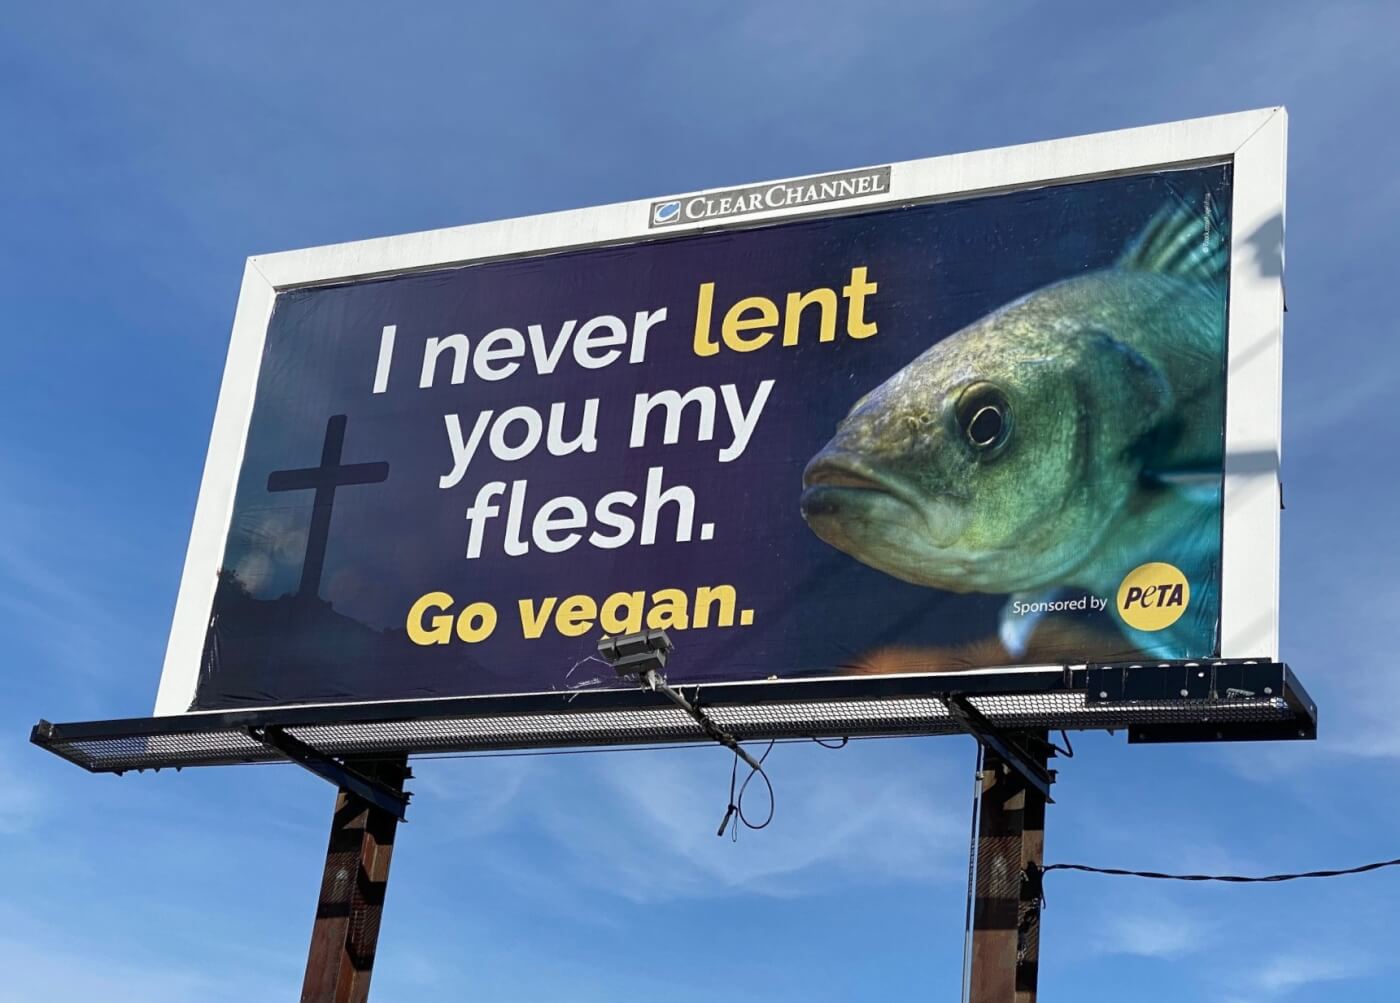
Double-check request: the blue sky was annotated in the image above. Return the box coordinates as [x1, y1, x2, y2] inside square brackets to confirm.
[3, 1, 1398, 999]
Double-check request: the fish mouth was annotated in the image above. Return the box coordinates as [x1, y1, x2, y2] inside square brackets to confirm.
[801, 455, 919, 511]
[801, 452, 969, 552]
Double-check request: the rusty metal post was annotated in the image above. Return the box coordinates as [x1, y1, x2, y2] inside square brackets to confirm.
[968, 736, 1048, 1003]
[301, 755, 410, 1003]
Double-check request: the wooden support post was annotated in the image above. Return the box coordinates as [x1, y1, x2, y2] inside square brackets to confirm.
[301, 755, 410, 1003]
[968, 736, 1048, 1003]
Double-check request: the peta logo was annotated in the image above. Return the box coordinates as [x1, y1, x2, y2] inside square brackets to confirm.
[652, 200, 682, 225]
[1115, 562, 1190, 632]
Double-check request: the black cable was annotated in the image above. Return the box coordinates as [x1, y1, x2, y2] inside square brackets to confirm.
[729, 736, 843, 830]
[715, 735, 840, 839]
[719, 740, 776, 840]
[1028, 730, 1074, 760]
[364, 720, 858, 840]
[736, 740, 775, 829]
[1043, 857, 1400, 884]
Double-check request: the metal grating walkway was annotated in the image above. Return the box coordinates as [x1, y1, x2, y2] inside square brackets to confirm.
[32, 661, 1315, 773]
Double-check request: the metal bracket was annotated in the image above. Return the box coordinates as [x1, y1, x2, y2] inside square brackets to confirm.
[247, 725, 412, 820]
[1081, 659, 1317, 744]
[1086, 658, 1280, 705]
[597, 629, 766, 776]
[942, 695, 1056, 803]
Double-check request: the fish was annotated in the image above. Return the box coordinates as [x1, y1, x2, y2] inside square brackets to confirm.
[800, 199, 1228, 659]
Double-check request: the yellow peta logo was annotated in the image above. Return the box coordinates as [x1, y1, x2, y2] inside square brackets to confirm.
[1115, 562, 1190, 632]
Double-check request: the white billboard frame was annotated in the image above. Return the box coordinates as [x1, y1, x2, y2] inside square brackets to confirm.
[154, 107, 1287, 717]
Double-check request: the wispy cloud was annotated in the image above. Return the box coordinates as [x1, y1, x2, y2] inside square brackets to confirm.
[1254, 951, 1369, 995]
[0, 904, 292, 1003]
[0, 938, 215, 1003]
[427, 740, 970, 904]
[1293, 583, 1400, 761]
[0, 464, 158, 706]
[0, 754, 44, 835]
[1095, 903, 1212, 959]
[412, 752, 538, 838]
[576, 748, 964, 900]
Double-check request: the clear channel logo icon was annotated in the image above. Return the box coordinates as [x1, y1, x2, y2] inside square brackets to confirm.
[652, 200, 681, 225]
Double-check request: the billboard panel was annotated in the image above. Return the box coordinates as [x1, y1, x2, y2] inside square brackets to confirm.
[155, 110, 1286, 717]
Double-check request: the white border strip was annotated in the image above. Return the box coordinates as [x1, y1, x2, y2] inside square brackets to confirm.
[154, 262, 277, 715]
[154, 108, 1286, 716]
[1219, 109, 1287, 661]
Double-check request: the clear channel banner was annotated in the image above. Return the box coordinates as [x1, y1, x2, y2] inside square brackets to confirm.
[193, 165, 1233, 710]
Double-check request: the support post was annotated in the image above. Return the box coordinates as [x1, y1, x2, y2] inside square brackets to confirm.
[968, 735, 1048, 1003]
[302, 755, 410, 1003]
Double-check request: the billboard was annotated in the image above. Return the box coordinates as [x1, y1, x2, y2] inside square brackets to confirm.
[155, 110, 1286, 717]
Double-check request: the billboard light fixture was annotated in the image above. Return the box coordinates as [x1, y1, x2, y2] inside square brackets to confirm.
[597, 628, 673, 678]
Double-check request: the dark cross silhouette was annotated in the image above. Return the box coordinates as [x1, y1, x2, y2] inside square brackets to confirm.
[267, 414, 389, 601]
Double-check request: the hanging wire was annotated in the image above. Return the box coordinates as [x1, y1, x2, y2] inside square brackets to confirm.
[721, 733, 841, 840]
[406, 731, 859, 842]
[718, 740, 776, 840]
[1043, 857, 1400, 886]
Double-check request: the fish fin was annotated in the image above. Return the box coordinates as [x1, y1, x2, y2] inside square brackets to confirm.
[1119, 198, 1229, 285]
[1148, 471, 1223, 506]
[999, 589, 1073, 658]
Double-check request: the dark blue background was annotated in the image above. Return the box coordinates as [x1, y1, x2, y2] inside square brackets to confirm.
[199, 164, 1231, 709]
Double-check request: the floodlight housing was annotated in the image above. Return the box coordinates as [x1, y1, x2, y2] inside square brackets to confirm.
[598, 629, 673, 677]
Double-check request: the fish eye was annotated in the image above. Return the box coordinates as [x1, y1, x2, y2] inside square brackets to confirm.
[954, 382, 1012, 453]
